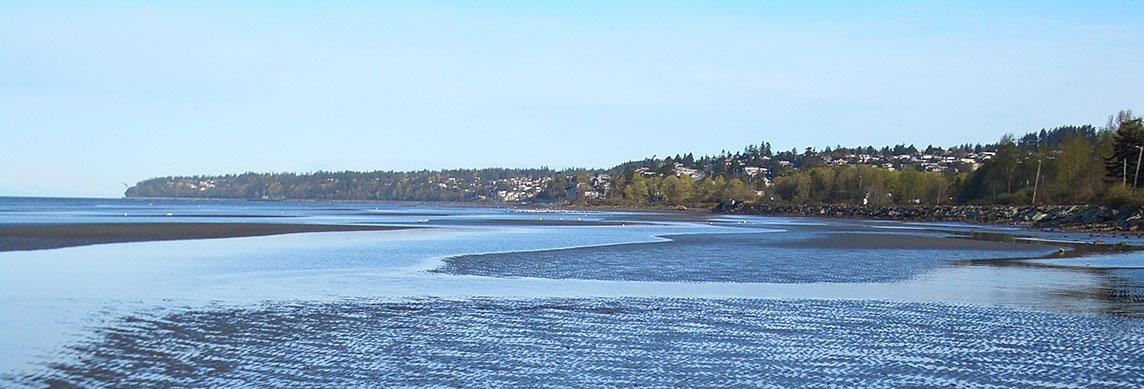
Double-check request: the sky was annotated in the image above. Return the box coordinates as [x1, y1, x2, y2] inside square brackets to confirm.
[2, 1, 1142, 198]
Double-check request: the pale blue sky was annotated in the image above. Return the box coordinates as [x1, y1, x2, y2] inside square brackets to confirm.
[2, 1, 1141, 198]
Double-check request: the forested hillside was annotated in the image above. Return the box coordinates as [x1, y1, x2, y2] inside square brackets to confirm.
[128, 110, 1144, 208]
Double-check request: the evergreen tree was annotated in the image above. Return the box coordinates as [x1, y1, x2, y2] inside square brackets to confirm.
[1105, 110, 1144, 186]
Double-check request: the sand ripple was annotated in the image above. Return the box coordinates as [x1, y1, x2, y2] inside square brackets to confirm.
[8, 298, 1142, 387]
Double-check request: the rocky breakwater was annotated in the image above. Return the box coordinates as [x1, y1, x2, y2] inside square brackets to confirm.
[715, 202, 1144, 233]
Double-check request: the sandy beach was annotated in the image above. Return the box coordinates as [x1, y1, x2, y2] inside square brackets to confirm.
[0, 223, 409, 252]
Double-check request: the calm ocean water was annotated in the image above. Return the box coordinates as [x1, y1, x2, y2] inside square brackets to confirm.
[1, 197, 1142, 386]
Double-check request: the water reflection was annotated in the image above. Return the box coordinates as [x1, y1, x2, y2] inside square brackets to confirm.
[3, 220, 1133, 315]
[12, 298, 1144, 388]
[2, 201, 1143, 386]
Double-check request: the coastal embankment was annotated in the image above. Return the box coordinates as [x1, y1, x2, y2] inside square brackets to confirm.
[715, 203, 1144, 234]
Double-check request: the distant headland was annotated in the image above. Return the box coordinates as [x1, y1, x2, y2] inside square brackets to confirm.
[128, 110, 1144, 231]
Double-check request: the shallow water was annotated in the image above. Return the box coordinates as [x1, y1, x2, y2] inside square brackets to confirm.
[437, 231, 1056, 283]
[10, 298, 1144, 388]
[1, 198, 1142, 386]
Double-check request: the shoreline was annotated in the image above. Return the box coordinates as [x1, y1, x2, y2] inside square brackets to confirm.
[115, 197, 1144, 235]
[0, 223, 411, 252]
[714, 202, 1144, 237]
[6, 198, 1143, 253]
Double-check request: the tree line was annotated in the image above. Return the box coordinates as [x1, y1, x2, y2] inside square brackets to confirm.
[127, 168, 568, 202]
[600, 110, 1143, 207]
[128, 110, 1144, 208]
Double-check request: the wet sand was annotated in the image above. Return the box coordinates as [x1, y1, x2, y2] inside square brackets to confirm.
[0, 223, 410, 252]
[421, 219, 652, 227]
[20, 298, 1143, 387]
[772, 232, 1053, 251]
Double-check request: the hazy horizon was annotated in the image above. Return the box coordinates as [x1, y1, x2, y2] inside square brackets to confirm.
[3, 1, 1142, 198]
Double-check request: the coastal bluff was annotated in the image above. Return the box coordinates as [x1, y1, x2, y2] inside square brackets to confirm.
[714, 202, 1144, 233]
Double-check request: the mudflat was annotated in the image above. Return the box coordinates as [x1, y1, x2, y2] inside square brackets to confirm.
[0, 223, 408, 252]
[770, 231, 1050, 251]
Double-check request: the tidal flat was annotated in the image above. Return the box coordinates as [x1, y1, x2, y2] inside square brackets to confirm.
[1, 198, 1142, 387]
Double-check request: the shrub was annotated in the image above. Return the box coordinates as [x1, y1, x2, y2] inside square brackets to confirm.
[1100, 184, 1144, 208]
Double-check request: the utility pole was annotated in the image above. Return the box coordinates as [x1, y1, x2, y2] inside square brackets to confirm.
[1032, 159, 1042, 205]
[1134, 145, 1144, 195]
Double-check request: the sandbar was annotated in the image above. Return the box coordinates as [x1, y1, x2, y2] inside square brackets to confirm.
[769, 231, 1058, 251]
[0, 223, 409, 252]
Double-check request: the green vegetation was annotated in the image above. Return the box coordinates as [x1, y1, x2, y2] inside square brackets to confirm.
[128, 110, 1144, 208]
[127, 168, 568, 202]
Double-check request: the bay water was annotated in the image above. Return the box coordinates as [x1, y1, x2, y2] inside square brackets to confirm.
[1, 198, 1141, 386]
